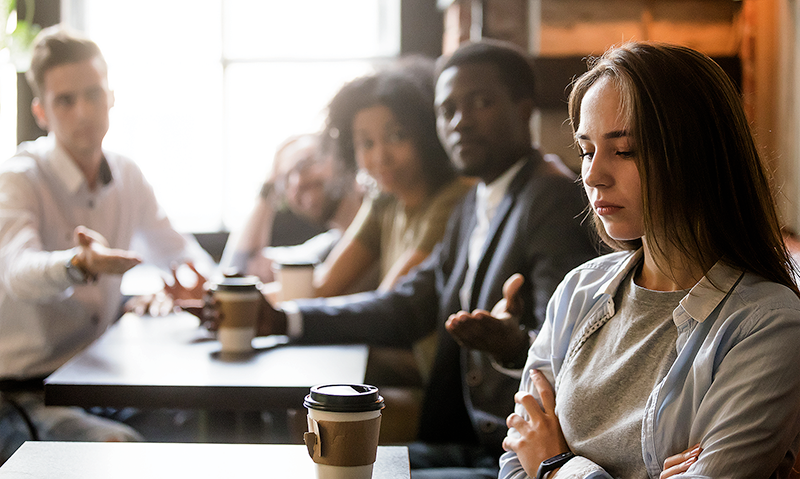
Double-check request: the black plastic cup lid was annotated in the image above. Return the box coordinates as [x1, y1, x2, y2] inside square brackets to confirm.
[272, 261, 316, 269]
[303, 384, 385, 412]
[210, 275, 260, 292]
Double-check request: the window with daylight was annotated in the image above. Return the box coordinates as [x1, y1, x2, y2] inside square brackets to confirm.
[64, 0, 400, 233]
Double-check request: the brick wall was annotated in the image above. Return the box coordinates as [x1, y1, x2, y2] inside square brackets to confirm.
[441, 0, 747, 172]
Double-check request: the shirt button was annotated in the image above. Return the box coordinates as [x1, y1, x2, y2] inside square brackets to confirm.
[645, 453, 652, 463]
[480, 420, 497, 433]
[466, 369, 483, 387]
[91, 314, 100, 326]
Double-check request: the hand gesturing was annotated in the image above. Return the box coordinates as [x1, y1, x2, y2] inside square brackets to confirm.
[445, 273, 528, 363]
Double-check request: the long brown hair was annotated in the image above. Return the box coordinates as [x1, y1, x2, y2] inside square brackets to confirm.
[569, 42, 799, 295]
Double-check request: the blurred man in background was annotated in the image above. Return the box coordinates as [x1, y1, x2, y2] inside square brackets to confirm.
[0, 26, 213, 461]
[220, 133, 364, 282]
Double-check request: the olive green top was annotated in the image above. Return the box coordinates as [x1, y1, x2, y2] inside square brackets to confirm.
[351, 177, 475, 279]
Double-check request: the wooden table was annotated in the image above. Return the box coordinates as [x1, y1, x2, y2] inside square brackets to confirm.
[0, 442, 410, 478]
[44, 312, 369, 411]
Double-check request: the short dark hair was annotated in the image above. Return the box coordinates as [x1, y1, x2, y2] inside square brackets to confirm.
[435, 39, 536, 102]
[26, 25, 106, 98]
[569, 42, 799, 295]
[325, 56, 455, 192]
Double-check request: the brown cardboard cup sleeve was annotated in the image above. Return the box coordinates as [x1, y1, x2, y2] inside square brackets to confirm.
[304, 416, 382, 466]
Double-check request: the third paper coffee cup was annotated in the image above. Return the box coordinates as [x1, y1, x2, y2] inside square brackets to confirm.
[272, 261, 315, 301]
[303, 384, 385, 479]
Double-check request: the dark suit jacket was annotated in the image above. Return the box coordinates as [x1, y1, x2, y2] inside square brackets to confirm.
[295, 150, 597, 456]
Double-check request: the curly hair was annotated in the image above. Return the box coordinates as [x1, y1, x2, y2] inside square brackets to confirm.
[324, 56, 455, 193]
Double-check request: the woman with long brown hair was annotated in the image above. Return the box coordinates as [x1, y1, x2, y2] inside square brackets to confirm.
[498, 42, 800, 479]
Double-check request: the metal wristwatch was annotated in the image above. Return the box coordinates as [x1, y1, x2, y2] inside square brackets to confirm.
[536, 451, 575, 479]
[65, 255, 89, 284]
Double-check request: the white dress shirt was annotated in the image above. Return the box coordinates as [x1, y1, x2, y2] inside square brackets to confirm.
[0, 135, 213, 379]
[459, 159, 525, 310]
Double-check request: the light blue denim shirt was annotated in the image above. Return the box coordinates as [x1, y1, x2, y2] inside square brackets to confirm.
[500, 250, 800, 479]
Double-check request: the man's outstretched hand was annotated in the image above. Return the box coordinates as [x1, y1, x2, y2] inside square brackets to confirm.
[445, 273, 529, 364]
[126, 262, 208, 316]
[73, 226, 141, 278]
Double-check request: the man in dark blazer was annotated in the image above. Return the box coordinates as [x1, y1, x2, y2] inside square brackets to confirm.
[252, 40, 597, 478]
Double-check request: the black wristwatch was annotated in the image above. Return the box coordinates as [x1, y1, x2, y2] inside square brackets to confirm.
[536, 451, 575, 479]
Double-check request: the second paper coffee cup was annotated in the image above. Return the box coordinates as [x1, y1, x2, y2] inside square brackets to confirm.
[210, 275, 261, 353]
[303, 384, 385, 479]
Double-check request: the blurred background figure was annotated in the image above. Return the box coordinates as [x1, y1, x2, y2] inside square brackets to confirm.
[219, 132, 363, 283]
[313, 56, 474, 300]
[308, 58, 475, 388]
[221, 57, 474, 308]
[0, 26, 214, 462]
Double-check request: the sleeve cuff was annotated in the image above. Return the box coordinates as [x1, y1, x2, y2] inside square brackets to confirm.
[553, 456, 609, 478]
[50, 248, 81, 287]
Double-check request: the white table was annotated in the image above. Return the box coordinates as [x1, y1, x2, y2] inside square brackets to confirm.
[0, 442, 410, 478]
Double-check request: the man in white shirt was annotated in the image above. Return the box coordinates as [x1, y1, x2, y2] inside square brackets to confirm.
[0, 26, 212, 461]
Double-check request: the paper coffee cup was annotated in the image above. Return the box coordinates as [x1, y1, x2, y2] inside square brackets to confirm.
[272, 261, 315, 301]
[210, 276, 261, 353]
[303, 384, 385, 479]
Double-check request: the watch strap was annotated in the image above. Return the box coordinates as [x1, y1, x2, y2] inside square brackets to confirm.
[259, 181, 275, 200]
[535, 451, 575, 479]
[66, 255, 88, 284]
[66, 254, 96, 284]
